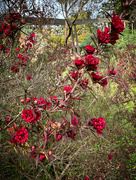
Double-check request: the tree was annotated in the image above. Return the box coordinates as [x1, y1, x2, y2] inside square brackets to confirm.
[56, 0, 103, 45]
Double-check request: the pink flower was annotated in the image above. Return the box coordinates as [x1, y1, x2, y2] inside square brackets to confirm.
[85, 45, 95, 55]
[26, 98, 31, 103]
[26, 76, 31, 80]
[56, 134, 62, 141]
[21, 19, 25, 23]
[63, 86, 72, 93]
[108, 154, 112, 160]
[85, 54, 99, 71]
[21, 109, 41, 122]
[49, 150, 53, 155]
[39, 154, 46, 162]
[97, 27, 110, 44]
[72, 117, 78, 126]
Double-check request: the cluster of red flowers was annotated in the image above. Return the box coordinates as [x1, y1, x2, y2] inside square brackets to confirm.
[91, 118, 106, 134]
[74, 58, 84, 69]
[0, 12, 20, 38]
[85, 45, 95, 55]
[63, 86, 72, 93]
[112, 15, 125, 33]
[91, 72, 107, 87]
[10, 32, 35, 73]
[37, 97, 51, 110]
[97, 14, 125, 45]
[10, 125, 28, 144]
[85, 54, 99, 71]
[21, 109, 41, 122]
[97, 27, 110, 44]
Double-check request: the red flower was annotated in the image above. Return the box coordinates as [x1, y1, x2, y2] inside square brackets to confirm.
[31, 33, 35, 37]
[112, 15, 125, 33]
[97, 27, 110, 44]
[6, 116, 12, 125]
[39, 154, 46, 162]
[18, 53, 22, 59]
[63, 86, 72, 93]
[26, 98, 31, 103]
[85, 54, 99, 71]
[15, 127, 28, 144]
[21, 109, 41, 122]
[56, 134, 62, 141]
[110, 32, 119, 45]
[71, 71, 79, 80]
[14, 68, 19, 73]
[26, 76, 31, 80]
[11, 65, 15, 70]
[91, 118, 106, 134]
[74, 58, 84, 69]
[37, 98, 51, 110]
[30, 151, 37, 158]
[84, 178, 90, 180]
[91, 72, 107, 87]
[108, 154, 112, 160]
[67, 130, 76, 140]
[50, 96, 58, 102]
[85, 45, 95, 54]
[72, 117, 78, 126]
